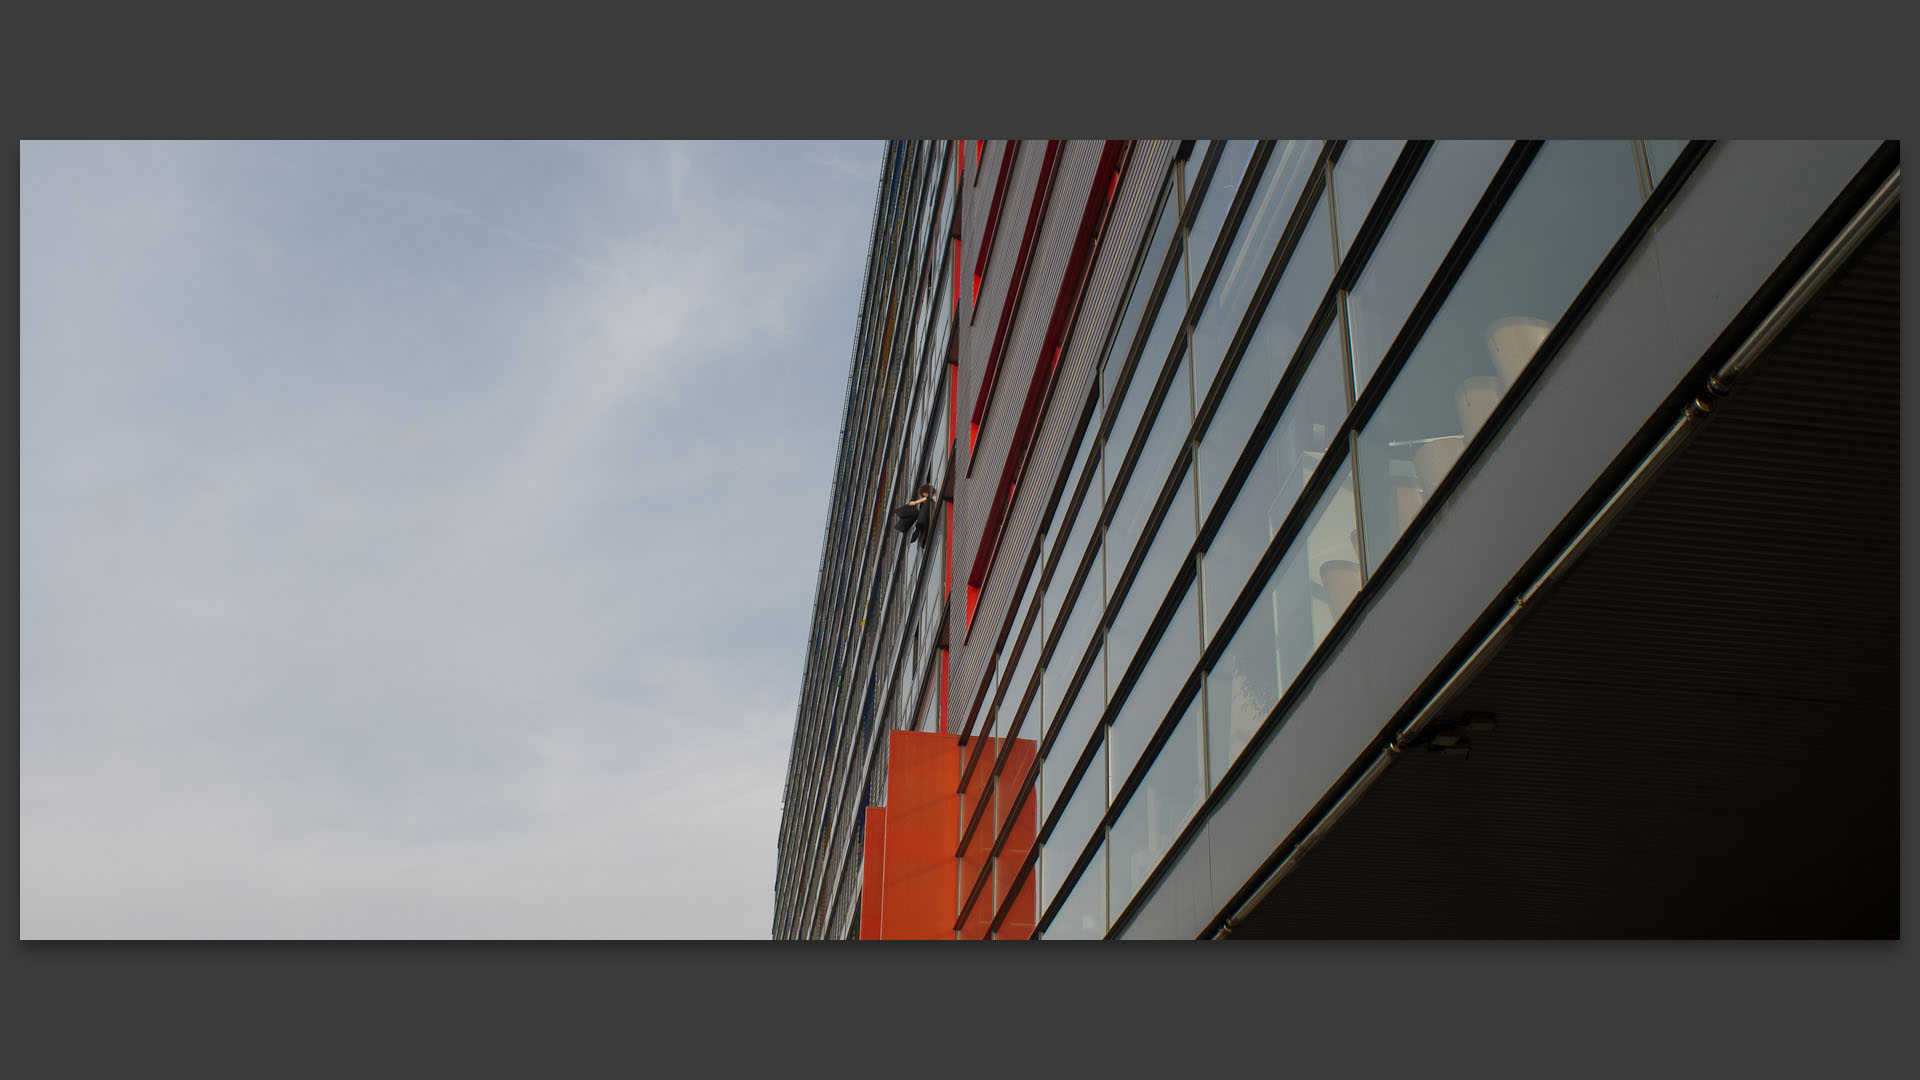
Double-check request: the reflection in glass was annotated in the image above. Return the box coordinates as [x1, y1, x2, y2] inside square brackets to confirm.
[1201, 329, 1346, 642]
[1344, 141, 1512, 397]
[1105, 474, 1193, 683]
[1332, 140, 1406, 262]
[1103, 188, 1181, 406]
[1107, 352, 1192, 574]
[1644, 140, 1688, 189]
[1107, 585, 1200, 800]
[1042, 841, 1106, 940]
[1186, 141, 1257, 278]
[1040, 739, 1106, 911]
[1040, 641, 1103, 825]
[1108, 694, 1204, 919]
[1190, 140, 1323, 399]
[1197, 193, 1336, 519]
[996, 597, 1041, 739]
[1045, 454, 1100, 661]
[1356, 140, 1645, 574]
[1205, 468, 1360, 785]
[1106, 302, 1186, 505]
[1045, 572, 1102, 731]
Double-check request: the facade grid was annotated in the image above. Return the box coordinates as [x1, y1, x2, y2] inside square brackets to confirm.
[776, 138, 1898, 940]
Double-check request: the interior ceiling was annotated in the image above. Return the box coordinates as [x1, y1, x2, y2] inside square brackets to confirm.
[1230, 211, 1900, 939]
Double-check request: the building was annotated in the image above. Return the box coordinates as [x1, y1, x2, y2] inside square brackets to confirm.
[773, 139, 1899, 940]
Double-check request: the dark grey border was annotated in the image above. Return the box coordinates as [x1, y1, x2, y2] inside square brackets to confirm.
[8, 3, 1916, 1078]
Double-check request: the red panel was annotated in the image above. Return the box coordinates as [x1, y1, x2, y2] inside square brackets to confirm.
[971, 141, 1060, 437]
[995, 856, 1039, 941]
[964, 141, 1128, 600]
[872, 731, 961, 940]
[859, 806, 887, 940]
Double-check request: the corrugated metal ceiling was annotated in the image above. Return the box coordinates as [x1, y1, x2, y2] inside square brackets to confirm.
[1229, 212, 1899, 939]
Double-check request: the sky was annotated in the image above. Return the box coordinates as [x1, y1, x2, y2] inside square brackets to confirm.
[20, 140, 884, 939]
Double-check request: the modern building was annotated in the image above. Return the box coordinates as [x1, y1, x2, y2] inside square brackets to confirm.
[773, 139, 1899, 940]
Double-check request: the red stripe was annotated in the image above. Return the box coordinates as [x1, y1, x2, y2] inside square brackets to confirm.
[965, 141, 1128, 597]
[971, 141, 1060, 435]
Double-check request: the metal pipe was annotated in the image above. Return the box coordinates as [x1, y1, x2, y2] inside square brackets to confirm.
[1711, 168, 1899, 388]
[1212, 164, 1898, 940]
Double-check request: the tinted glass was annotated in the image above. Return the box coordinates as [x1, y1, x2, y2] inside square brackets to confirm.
[1190, 140, 1323, 402]
[1205, 467, 1360, 784]
[1356, 140, 1645, 573]
[1045, 570, 1102, 728]
[1107, 584, 1200, 799]
[1106, 351, 1192, 571]
[1103, 190, 1182, 406]
[1644, 139, 1688, 189]
[1040, 741, 1106, 911]
[1045, 449, 1100, 652]
[1105, 473, 1194, 683]
[1345, 140, 1512, 397]
[1201, 328, 1345, 641]
[996, 588, 1042, 739]
[1186, 141, 1257, 277]
[1332, 140, 1406, 262]
[1041, 841, 1106, 939]
[1107, 694, 1204, 918]
[1197, 193, 1336, 520]
[1040, 640, 1103, 822]
[1105, 291, 1185, 502]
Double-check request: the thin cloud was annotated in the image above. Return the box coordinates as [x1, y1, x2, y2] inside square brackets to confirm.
[20, 140, 881, 939]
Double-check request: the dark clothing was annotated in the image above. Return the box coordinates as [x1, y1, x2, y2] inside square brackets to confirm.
[892, 498, 934, 546]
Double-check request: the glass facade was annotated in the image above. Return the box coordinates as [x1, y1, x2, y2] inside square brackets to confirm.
[773, 141, 961, 940]
[1016, 140, 1686, 938]
[781, 139, 1703, 940]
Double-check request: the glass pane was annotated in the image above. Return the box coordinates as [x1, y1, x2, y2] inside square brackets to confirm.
[1050, 410, 1097, 541]
[1356, 140, 1645, 574]
[1041, 640, 1103, 819]
[918, 677, 937, 732]
[1332, 140, 1405, 262]
[1206, 467, 1360, 784]
[1197, 192, 1336, 520]
[1186, 141, 1258, 278]
[1191, 140, 1323, 402]
[1107, 584, 1200, 799]
[1103, 188, 1181, 406]
[1105, 292, 1186, 503]
[1108, 694, 1205, 919]
[1045, 566, 1102, 727]
[1040, 740, 1106, 910]
[993, 736, 1039, 837]
[1106, 351, 1192, 573]
[1201, 329, 1346, 641]
[1644, 139, 1687, 189]
[1045, 449, 1100, 652]
[1041, 842, 1106, 940]
[1345, 140, 1513, 398]
[1105, 469, 1195, 682]
[997, 602, 1041, 740]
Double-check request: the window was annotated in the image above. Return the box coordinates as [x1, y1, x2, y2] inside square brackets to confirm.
[1344, 141, 1512, 398]
[1355, 141, 1644, 573]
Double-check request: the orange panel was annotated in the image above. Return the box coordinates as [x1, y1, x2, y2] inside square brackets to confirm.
[859, 806, 887, 941]
[874, 730, 961, 940]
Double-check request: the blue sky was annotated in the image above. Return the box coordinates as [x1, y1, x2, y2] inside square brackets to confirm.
[20, 140, 884, 938]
